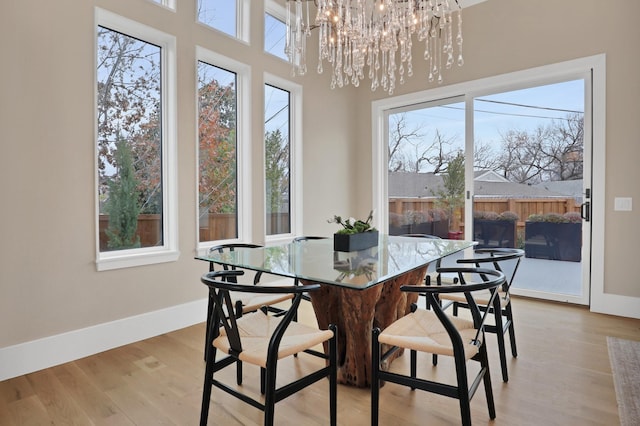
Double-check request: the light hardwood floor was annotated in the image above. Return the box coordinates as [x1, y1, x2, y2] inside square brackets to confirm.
[1, 297, 639, 425]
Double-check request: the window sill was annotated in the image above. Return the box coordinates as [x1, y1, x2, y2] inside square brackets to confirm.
[96, 248, 180, 271]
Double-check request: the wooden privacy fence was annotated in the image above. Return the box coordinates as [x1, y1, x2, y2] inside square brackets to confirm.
[99, 214, 162, 250]
[389, 196, 581, 235]
[99, 198, 579, 248]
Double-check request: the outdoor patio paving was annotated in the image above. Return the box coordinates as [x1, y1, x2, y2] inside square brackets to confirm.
[512, 256, 582, 296]
[436, 251, 583, 298]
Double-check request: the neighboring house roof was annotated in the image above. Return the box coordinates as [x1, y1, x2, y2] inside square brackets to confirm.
[474, 170, 509, 182]
[533, 180, 583, 200]
[389, 172, 582, 200]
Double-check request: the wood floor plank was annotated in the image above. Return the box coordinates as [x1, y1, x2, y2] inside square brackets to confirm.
[1, 296, 638, 425]
[26, 368, 94, 425]
[52, 362, 134, 425]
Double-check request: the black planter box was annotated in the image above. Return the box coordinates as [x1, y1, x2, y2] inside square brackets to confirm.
[388, 220, 448, 238]
[473, 219, 517, 248]
[334, 231, 379, 252]
[524, 222, 581, 262]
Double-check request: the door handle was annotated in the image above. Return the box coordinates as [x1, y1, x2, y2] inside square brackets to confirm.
[580, 201, 591, 222]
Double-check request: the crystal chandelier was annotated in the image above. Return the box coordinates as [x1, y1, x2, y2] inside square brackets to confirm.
[285, 0, 464, 95]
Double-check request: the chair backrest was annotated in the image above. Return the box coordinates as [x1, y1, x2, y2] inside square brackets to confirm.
[292, 236, 327, 243]
[457, 248, 524, 292]
[208, 243, 263, 284]
[401, 233, 449, 275]
[401, 234, 440, 239]
[402, 267, 505, 348]
[201, 270, 320, 359]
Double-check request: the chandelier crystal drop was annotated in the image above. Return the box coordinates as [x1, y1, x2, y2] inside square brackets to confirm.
[285, 0, 464, 95]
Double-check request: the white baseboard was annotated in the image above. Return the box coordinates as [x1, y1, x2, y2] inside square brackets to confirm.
[0, 298, 207, 382]
[591, 293, 640, 320]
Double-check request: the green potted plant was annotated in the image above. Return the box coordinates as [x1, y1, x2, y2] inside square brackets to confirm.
[524, 212, 582, 261]
[328, 210, 379, 252]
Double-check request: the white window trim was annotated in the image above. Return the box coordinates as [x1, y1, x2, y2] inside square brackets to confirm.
[195, 47, 252, 254]
[265, 0, 286, 20]
[195, 0, 250, 45]
[264, 1, 288, 61]
[147, 0, 176, 12]
[263, 73, 302, 244]
[95, 8, 179, 271]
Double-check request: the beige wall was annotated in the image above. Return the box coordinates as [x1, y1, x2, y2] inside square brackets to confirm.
[0, 0, 355, 350]
[0, 0, 638, 357]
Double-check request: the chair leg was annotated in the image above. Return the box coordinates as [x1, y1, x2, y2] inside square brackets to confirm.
[204, 295, 213, 361]
[480, 340, 496, 420]
[263, 361, 278, 426]
[454, 355, 472, 426]
[329, 324, 338, 426]
[371, 328, 381, 426]
[235, 302, 244, 385]
[505, 303, 518, 357]
[410, 349, 417, 389]
[493, 298, 509, 382]
[200, 347, 216, 426]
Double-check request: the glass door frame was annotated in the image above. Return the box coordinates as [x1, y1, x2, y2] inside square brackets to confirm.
[373, 56, 606, 307]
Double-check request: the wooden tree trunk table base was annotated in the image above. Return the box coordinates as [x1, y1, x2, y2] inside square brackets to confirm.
[304, 265, 427, 388]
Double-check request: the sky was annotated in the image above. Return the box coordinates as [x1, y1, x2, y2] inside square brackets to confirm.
[390, 79, 585, 171]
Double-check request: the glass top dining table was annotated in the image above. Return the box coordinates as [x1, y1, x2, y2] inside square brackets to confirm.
[196, 234, 476, 387]
[196, 234, 475, 290]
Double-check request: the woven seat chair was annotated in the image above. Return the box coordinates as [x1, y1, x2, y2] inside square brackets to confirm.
[371, 267, 505, 426]
[200, 271, 337, 426]
[439, 247, 524, 382]
[205, 244, 295, 381]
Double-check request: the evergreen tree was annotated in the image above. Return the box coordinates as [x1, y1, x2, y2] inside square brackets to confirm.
[434, 151, 465, 226]
[105, 137, 141, 250]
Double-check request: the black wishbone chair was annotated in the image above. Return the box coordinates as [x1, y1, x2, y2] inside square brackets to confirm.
[205, 244, 295, 381]
[440, 247, 524, 382]
[371, 267, 505, 426]
[200, 271, 337, 426]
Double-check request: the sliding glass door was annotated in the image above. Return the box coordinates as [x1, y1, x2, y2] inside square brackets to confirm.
[384, 78, 591, 304]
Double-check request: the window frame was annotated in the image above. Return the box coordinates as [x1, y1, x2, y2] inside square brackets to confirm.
[263, 73, 302, 243]
[372, 54, 607, 312]
[196, 46, 252, 253]
[147, 0, 176, 11]
[196, 0, 250, 44]
[264, 0, 288, 61]
[94, 8, 179, 271]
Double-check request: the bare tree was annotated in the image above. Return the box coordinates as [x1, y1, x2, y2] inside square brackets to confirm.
[388, 113, 463, 173]
[388, 112, 425, 172]
[495, 114, 583, 184]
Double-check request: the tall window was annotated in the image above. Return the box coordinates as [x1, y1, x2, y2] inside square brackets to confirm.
[96, 9, 177, 271]
[264, 13, 286, 60]
[264, 84, 291, 235]
[197, 0, 248, 41]
[198, 61, 238, 242]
